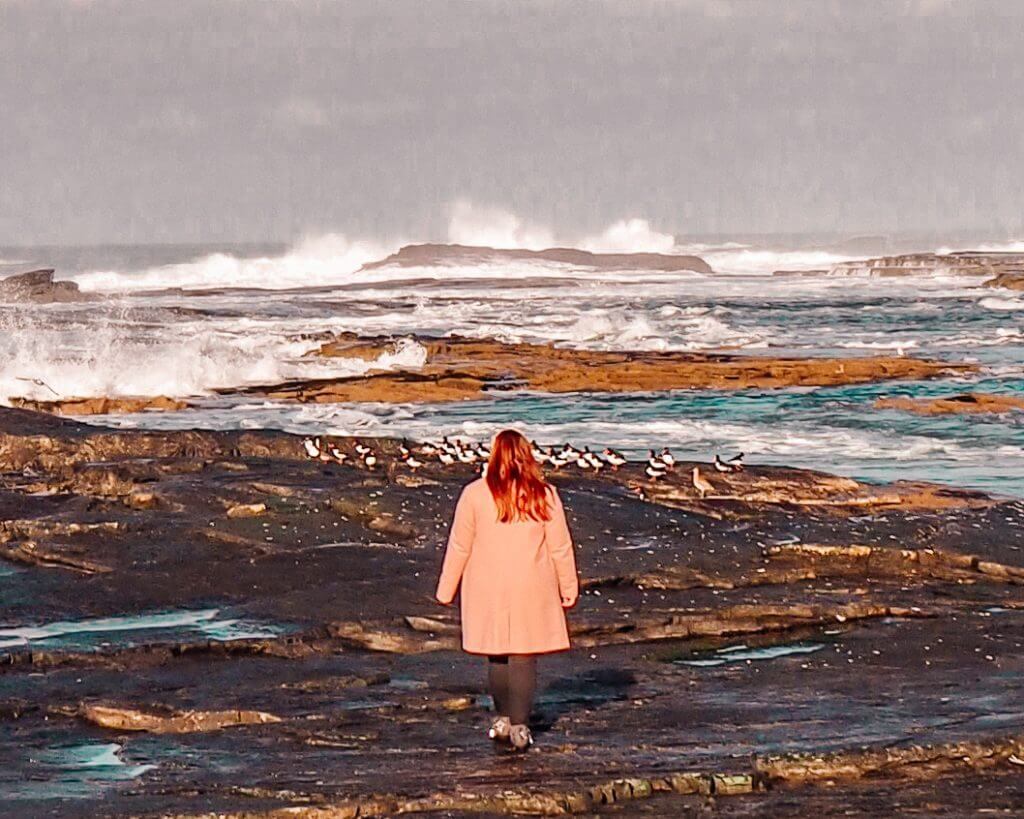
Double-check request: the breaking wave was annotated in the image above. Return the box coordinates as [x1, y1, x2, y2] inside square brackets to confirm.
[69, 234, 399, 293]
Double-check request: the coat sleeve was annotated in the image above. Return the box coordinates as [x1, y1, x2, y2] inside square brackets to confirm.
[544, 487, 578, 599]
[435, 485, 476, 604]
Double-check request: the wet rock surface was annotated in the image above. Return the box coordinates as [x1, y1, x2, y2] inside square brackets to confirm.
[1, 407, 1024, 815]
[9, 395, 189, 416]
[234, 335, 972, 404]
[876, 392, 1024, 415]
[985, 271, 1024, 291]
[0, 268, 90, 303]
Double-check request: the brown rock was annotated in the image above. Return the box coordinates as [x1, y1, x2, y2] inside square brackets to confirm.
[76, 703, 282, 733]
[875, 393, 1024, 415]
[0, 269, 88, 303]
[238, 335, 973, 404]
[984, 272, 1024, 291]
[226, 502, 267, 518]
[10, 395, 188, 416]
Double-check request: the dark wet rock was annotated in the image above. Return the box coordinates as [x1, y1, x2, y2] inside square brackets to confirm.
[0, 268, 90, 303]
[0, 407, 1022, 814]
[360, 242, 713, 274]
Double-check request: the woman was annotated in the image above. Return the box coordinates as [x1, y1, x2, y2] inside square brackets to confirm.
[435, 429, 579, 750]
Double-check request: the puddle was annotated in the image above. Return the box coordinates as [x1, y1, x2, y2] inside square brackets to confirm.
[2, 742, 155, 800]
[676, 642, 825, 667]
[0, 608, 284, 652]
[388, 677, 430, 691]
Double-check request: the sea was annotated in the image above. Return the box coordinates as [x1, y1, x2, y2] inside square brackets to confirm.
[1, 231, 1022, 496]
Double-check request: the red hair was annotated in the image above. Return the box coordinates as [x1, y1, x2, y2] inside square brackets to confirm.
[486, 429, 552, 523]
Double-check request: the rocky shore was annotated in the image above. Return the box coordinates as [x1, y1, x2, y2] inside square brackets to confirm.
[2, 406, 1024, 815]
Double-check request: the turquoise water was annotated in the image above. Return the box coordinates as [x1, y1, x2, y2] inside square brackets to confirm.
[2, 742, 156, 800]
[0, 608, 286, 653]
[104, 374, 1024, 496]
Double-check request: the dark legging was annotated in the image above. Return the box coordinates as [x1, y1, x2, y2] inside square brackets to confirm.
[487, 654, 537, 725]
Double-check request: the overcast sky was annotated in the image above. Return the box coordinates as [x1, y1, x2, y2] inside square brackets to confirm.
[2, 0, 1023, 245]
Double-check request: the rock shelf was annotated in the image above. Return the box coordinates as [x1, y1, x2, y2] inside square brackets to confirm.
[1, 406, 1023, 815]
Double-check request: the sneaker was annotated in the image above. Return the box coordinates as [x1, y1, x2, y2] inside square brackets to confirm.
[509, 723, 533, 751]
[488, 716, 511, 742]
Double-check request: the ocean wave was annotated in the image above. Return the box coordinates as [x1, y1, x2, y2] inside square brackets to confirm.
[69, 234, 399, 293]
[0, 313, 426, 401]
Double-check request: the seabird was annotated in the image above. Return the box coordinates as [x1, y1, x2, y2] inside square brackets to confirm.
[404, 455, 423, 471]
[726, 452, 745, 471]
[302, 438, 321, 459]
[645, 463, 667, 480]
[692, 466, 715, 498]
[361, 452, 377, 470]
[713, 454, 735, 473]
[355, 443, 371, 456]
[329, 446, 347, 464]
[399, 441, 411, 458]
[603, 448, 627, 469]
[660, 448, 676, 469]
[438, 451, 456, 466]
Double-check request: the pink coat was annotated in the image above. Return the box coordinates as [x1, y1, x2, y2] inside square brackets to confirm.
[436, 478, 579, 656]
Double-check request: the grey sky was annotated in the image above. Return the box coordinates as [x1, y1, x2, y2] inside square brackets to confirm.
[2, 0, 1023, 245]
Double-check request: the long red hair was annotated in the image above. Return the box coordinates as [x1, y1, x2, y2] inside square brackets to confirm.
[486, 429, 552, 522]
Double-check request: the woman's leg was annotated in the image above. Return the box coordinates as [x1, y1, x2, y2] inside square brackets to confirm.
[506, 654, 537, 726]
[487, 655, 510, 716]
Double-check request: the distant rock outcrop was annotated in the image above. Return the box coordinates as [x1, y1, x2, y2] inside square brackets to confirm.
[826, 252, 1024, 278]
[360, 243, 713, 274]
[0, 269, 87, 303]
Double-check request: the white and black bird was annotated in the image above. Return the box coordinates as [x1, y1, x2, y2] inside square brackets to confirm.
[403, 454, 423, 471]
[361, 451, 378, 470]
[399, 441, 411, 458]
[659, 448, 676, 469]
[725, 452, 745, 471]
[602, 448, 627, 470]
[303, 437, 321, 459]
[355, 443, 371, 457]
[329, 445, 348, 464]
[645, 461, 667, 480]
[692, 466, 715, 498]
[438, 450, 456, 466]
[713, 454, 736, 473]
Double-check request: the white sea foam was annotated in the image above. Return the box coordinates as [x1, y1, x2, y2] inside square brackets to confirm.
[446, 200, 555, 250]
[935, 240, 1024, 254]
[578, 218, 676, 254]
[0, 312, 427, 401]
[980, 296, 1024, 311]
[70, 233, 399, 293]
